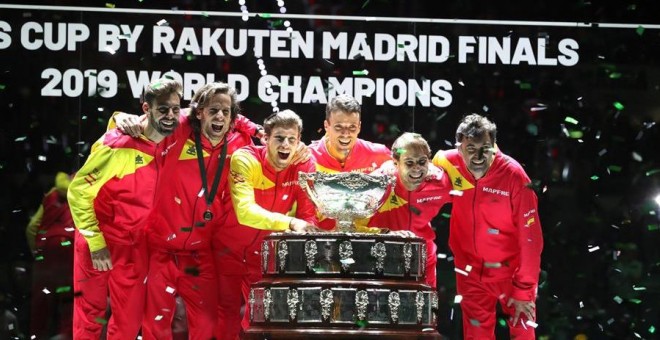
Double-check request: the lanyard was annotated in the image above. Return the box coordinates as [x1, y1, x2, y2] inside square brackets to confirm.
[194, 131, 228, 221]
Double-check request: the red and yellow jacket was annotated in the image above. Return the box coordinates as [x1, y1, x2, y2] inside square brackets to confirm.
[309, 137, 391, 230]
[26, 183, 75, 253]
[68, 129, 168, 252]
[432, 149, 543, 301]
[364, 164, 452, 242]
[145, 116, 254, 252]
[214, 145, 317, 273]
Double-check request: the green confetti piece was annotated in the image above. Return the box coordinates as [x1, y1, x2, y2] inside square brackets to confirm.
[186, 54, 195, 61]
[526, 124, 538, 136]
[201, 12, 209, 17]
[38, 230, 48, 234]
[105, 3, 115, 8]
[564, 116, 579, 125]
[519, 82, 531, 90]
[607, 165, 622, 172]
[61, 240, 72, 246]
[35, 255, 44, 261]
[613, 101, 624, 110]
[258, 13, 272, 18]
[0, 84, 6, 90]
[629, 298, 642, 304]
[609, 72, 622, 79]
[645, 169, 660, 176]
[648, 224, 659, 231]
[356, 319, 368, 328]
[397, 43, 405, 48]
[95, 317, 108, 325]
[184, 266, 200, 276]
[590, 175, 599, 181]
[649, 325, 655, 334]
[65, 146, 72, 154]
[636, 25, 645, 36]
[181, 227, 192, 232]
[361, 0, 371, 9]
[569, 130, 583, 139]
[441, 213, 451, 219]
[352, 70, 368, 76]
[498, 318, 507, 327]
[395, 148, 406, 155]
[56, 286, 71, 293]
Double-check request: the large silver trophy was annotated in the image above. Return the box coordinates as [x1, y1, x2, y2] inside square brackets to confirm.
[298, 171, 395, 232]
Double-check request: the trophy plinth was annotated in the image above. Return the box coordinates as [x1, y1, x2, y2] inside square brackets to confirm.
[298, 172, 394, 233]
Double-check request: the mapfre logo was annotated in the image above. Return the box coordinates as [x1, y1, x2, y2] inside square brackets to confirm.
[417, 196, 443, 204]
[482, 187, 510, 197]
[282, 180, 297, 187]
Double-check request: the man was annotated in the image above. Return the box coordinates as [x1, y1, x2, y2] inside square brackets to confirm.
[67, 78, 182, 339]
[26, 171, 75, 339]
[139, 82, 255, 340]
[214, 109, 317, 340]
[432, 114, 543, 339]
[359, 132, 452, 288]
[310, 93, 392, 230]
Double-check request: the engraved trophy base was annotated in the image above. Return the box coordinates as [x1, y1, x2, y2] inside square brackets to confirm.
[245, 233, 444, 339]
[242, 326, 445, 339]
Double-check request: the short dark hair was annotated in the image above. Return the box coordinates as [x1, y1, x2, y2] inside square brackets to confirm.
[141, 78, 182, 106]
[189, 82, 241, 132]
[391, 132, 431, 161]
[325, 93, 361, 120]
[455, 114, 497, 144]
[264, 109, 303, 135]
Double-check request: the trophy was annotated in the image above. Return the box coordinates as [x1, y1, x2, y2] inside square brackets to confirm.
[298, 172, 395, 232]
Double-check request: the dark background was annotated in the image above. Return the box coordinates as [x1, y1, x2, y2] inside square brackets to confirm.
[1, 1, 659, 339]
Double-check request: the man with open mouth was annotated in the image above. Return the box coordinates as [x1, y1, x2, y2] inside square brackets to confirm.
[309, 93, 393, 230]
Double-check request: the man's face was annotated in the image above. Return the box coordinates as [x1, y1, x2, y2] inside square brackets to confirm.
[148, 92, 181, 136]
[323, 110, 361, 156]
[458, 134, 495, 180]
[265, 125, 300, 171]
[395, 147, 429, 191]
[196, 93, 232, 145]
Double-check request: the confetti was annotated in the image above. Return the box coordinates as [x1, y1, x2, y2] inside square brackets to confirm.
[636, 25, 645, 36]
[613, 101, 625, 110]
[564, 116, 578, 125]
[352, 69, 369, 76]
[454, 295, 463, 303]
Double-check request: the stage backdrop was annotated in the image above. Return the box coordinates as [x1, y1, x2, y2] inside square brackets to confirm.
[1, 4, 659, 339]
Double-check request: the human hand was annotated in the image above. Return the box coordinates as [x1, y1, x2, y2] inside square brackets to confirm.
[114, 112, 144, 137]
[390, 230, 417, 238]
[291, 142, 311, 165]
[288, 218, 317, 233]
[506, 297, 535, 326]
[90, 247, 113, 271]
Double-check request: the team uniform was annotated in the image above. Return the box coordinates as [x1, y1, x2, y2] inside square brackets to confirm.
[309, 136, 391, 230]
[27, 183, 75, 339]
[68, 129, 170, 340]
[362, 164, 452, 288]
[141, 115, 255, 340]
[432, 149, 543, 339]
[213, 145, 317, 340]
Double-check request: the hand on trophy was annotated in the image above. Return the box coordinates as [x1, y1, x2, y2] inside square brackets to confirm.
[288, 217, 317, 233]
[389, 230, 417, 238]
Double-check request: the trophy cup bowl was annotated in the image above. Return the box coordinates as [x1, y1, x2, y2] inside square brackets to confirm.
[298, 171, 395, 232]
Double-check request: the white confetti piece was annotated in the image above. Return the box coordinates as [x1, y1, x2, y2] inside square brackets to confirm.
[465, 265, 472, 272]
[613, 296, 623, 304]
[437, 253, 447, 259]
[453, 295, 463, 303]
[282, 194, 288, 200]
[598, 149, 607, 156]
[174, 197, 181, 204]
[588, 246, 600, 252]
[525, 320, 538, 328]
[155, 315, 163, 321]
[105, 46, 116, 55]
[165, 286, 175, 294]
[42, 288, 51, 294]
[449, 190, 463, 196]
[157, 19, 168, 26]
[198, 188, 205, 197]
[454, 267, 469, 276]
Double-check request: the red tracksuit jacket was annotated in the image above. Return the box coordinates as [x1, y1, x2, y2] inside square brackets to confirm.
[432, 149, 543, 301]
[68, 129, 169, 251]
[309, 137, 391, 230]
[214, 145, 318, 274]
[146, 116, 255, 252]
